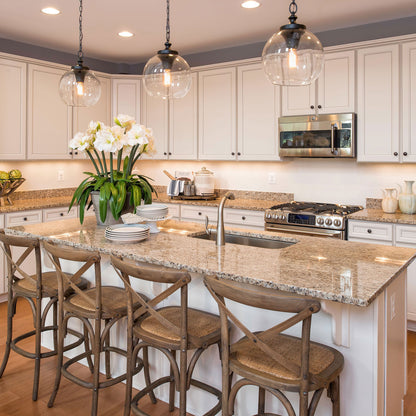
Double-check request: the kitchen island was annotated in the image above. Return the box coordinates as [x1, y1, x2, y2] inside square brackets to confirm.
[5, 217, 416, 416]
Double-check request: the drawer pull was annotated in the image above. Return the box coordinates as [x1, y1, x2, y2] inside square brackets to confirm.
[23, 217, 27, 221]
[367, 229, 372, 234]
[60, 213, 64, 217]
[198, 212, 202, 216]
[242, 216, 246, 220]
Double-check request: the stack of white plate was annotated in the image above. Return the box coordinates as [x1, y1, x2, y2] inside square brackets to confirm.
[135, 203, 168, 220]
[105, 224, 150, 243]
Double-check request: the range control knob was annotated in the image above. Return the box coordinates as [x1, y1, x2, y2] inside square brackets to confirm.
[317, 217, 324, 225]
[273, 214, 278, 219]
[280, 215, 286, 221]
[334, 219, 341, 227]
[325, 218, 333, 226]
[266, 213, 271, 219]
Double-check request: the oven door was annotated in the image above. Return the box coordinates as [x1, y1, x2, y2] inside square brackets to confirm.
[265, 223, 345, 239]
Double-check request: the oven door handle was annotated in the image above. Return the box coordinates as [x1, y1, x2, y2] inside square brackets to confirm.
[265, 223, 344, 238]
[331, 123, 338, 154]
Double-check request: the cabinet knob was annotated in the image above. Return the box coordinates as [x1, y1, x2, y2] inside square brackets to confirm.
[394, 152, 398, 156]
[367, 229, 372, 234]
[74, 151, 78, 155]
[310, 105, 315, 110]
[403, 152, 408, 156]
[60, 213, 64, 217]
[23, 217, 27, 221]
[242, 216, 246, 220]
[237, 152, 241, 156]
[163, 152, 167, 156]
[169, 152, 172, 156]
[69, 151, 73, 155]
[198, 212, 202, 216]
[231, 152, 235, 156]
[317, 105, 322, 109]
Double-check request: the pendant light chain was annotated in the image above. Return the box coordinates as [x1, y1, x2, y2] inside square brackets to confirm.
[165, 0, 171, 46]
[78, 0, 84, 63]
[288, 0, 298, 24]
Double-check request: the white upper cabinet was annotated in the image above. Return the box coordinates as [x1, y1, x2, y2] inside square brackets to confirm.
[72, 75, 111, 159]
[402, 41, 416, 163]
[237, 62, 280, 160]
[357, 44, 400, 162]
[27, 64, 72, 159]
[111, 78, 141, 123]
[0, 58, 26, 160]
[141, 84, 169, 159]
[317, 50, 355, 114]
[169, 72, 198, 160]
[281, 50, 355, 116]
[198, 67, 236, 160]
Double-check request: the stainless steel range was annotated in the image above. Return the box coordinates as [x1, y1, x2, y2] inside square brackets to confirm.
[264, 201, 363, 239]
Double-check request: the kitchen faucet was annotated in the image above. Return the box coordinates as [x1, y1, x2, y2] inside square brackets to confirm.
[216, 192, 235, 246]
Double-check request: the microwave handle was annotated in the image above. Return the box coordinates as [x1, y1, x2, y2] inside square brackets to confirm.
[331, 123, 338, 154]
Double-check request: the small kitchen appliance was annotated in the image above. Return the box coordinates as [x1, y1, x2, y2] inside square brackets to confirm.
[194, 167, 215, 196]
[279, 113, 356, 158]
[264, 201, 363, 239]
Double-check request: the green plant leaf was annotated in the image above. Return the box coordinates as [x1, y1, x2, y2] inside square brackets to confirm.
[93, 176, 107, 191]
[131, 185, 142, 213]
[109, 195, 118, 219]
[115, 181, 127, 215]
[99, 186, 108, 222]
[78, 188, 90, 224]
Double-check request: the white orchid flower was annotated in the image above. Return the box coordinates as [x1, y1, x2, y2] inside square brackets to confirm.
[115, 114, 136, 132]
[69, 132, 92, 151]
[94, 127, 122, 153]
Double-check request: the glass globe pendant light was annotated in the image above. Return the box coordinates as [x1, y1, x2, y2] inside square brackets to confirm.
[143, 0, 192, 99]
[262, 0, 324, 86]
[59, 0, 101, 106]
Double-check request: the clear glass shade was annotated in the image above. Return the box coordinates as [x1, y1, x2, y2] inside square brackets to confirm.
[59, 69, 101, 106]
[143, 53, 192, 99]
[262, 28, 324, 86]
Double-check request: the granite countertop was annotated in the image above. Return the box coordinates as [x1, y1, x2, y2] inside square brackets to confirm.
[348, 209, 416, 225]
[5, 217, 416, 308]
[0, 196, 73, 213]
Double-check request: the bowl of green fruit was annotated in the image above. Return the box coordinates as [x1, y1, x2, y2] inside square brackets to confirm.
[0, 169, 25, 206]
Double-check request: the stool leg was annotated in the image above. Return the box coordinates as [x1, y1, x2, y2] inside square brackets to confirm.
[143, 346, 157, 404]
[179, 347, 187, 416]
[329, 376, 340, 416]
[104, 319, 111, 379]
[169, 350, 176, 412]
[0, 293, 14, 378]
[258, 387, 266, 415]
[84, 324, 94, 373]
[32, 296, 42, 401]
[91, 319, 101, 416]
[52, 300, 58, 353]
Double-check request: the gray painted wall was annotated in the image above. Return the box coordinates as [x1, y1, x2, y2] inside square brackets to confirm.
[0, 15, 415, 75]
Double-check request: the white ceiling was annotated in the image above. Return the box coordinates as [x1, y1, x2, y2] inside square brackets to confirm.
[0, 0, 415, 64]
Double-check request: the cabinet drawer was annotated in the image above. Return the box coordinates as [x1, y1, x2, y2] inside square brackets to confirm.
[180, 205, 217, 222]
[348, 220, 393, 242]
[6, 210, 42, 226]
[224, 208, 264, 227]
[43, 206, 77, 222]
[163, 203, 180, 219]
[395, 224, 416, 246]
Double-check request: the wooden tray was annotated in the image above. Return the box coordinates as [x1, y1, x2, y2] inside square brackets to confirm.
[170, 195, 217, 201]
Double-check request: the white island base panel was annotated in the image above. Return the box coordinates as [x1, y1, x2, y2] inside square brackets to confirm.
[41, 257, 407, 416]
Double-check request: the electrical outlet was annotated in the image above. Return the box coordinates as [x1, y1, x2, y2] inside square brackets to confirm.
[57, 170, 64, 181]
[391, 292, 396, 320]
[268, 173, 276, 184]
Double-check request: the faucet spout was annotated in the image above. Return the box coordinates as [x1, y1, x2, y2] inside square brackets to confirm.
[216, 192, 235, 246]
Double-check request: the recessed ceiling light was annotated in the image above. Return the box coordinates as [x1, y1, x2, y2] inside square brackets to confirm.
[118, 31, 134, 38]
[241, 1, 261, 9]
[41, 7, 61, 15]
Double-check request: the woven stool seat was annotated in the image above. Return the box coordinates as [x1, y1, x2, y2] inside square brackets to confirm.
[14, 271, 83, 297]
[231, 332, 342, 390]
[66, 286, 143, 319]
[135, 306, 222, 349]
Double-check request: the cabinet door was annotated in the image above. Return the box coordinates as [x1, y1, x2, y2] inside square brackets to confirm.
[27, 64, 72, 159]
[0, 59, 26, 160]
[317, 50, 355, 114]
[357, 45, 400, 162]
[73, 76, 111, 159]
[198, 67, 236, 160]
[169, 73, 198, 160]
[237, 63, 280, 161]
[141, 82, 168, 159]
[402, 41, 416, 163]
[112, 78, 141, 123]
[281, 83, 315, 116]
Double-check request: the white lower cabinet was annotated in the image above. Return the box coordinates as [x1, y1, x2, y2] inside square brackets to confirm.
[43, 206, 77, 222]
[163, 203, 180, 219]
[223, 208, 264, 230]
[348, 219, 416, 324]
[180, 205, 218, 223]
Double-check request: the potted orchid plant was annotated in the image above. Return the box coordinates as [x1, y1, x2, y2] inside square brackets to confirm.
[69, 114, 156, 224]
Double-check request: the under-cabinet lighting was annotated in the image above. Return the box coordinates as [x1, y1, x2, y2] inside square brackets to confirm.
[41, 7, 61, 15]
[118, 31, 134, 38]
[241, 1, 261, 8]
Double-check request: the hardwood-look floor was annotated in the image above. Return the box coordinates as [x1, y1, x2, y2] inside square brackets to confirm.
[2, 299, 416, 415]
[0, 299, 191, 416]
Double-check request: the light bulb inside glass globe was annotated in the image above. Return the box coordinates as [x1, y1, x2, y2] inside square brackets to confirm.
[143, 51, 192, 99]
[59, 67, 101, 107]
[262, 27, 323, 86]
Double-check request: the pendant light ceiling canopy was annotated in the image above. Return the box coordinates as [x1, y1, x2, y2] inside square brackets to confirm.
[262, 0, 324, 86]
[143, 0, 192, 100]
[59, 0, 101, 107]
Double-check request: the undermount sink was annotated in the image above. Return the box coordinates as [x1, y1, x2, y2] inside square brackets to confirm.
[190, 231, 295, 249]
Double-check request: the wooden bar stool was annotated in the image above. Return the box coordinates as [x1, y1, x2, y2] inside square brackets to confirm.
[0, 230, 89, 401]
[44, 242, 146, 416]
[111, 255, 224, 416]
[204, 276, 344, 416]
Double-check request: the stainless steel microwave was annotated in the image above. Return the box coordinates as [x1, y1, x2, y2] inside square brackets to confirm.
[278, 113, 356, 158]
